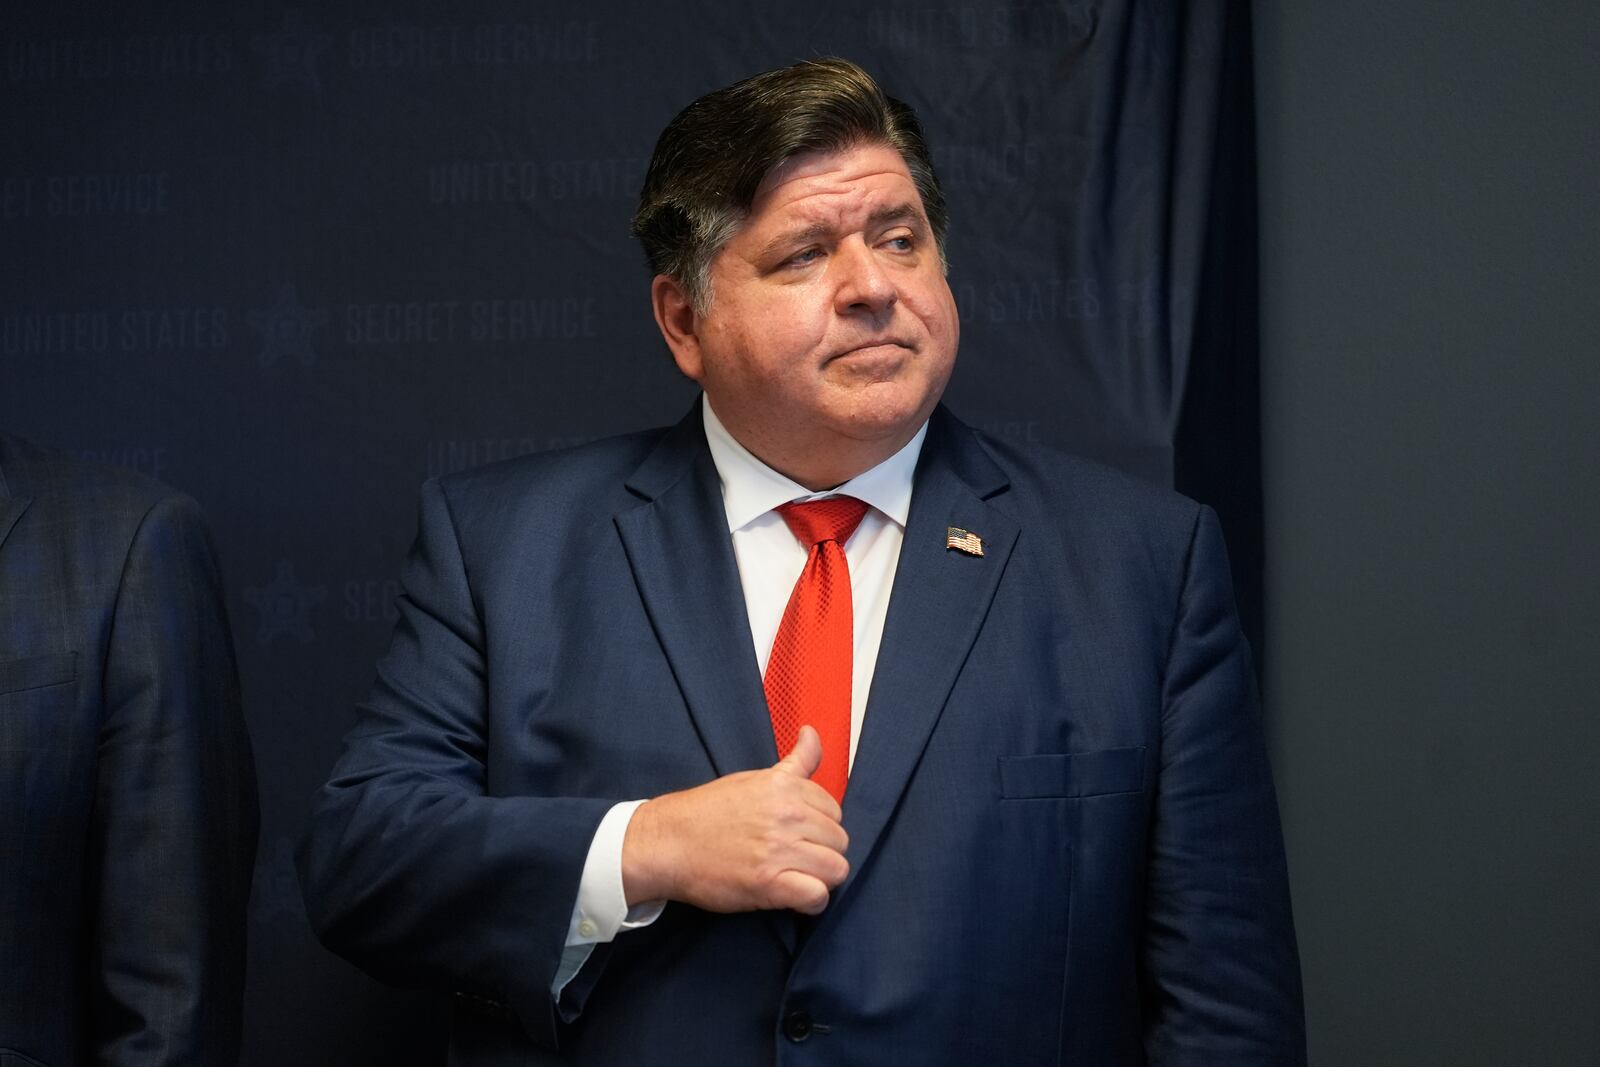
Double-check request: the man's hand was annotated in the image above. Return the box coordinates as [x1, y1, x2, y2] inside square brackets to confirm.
[621, 726, 849, 915]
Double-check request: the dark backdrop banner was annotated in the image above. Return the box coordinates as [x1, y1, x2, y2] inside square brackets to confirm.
[0, 3, 1259, 1062]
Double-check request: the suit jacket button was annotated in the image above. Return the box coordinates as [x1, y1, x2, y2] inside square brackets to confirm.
[783, 1010, 814, 1042]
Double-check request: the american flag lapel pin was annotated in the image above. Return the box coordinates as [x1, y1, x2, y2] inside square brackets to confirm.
[946, 526, 985, 557]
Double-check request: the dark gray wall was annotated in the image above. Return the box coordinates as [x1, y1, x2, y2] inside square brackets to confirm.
[1255, 4, 1599, 1064]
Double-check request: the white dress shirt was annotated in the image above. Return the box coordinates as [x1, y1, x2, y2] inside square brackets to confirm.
[554, 398, 926, 992]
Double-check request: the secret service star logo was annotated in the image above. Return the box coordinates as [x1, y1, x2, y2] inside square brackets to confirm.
[252, 11, 333, 91]
[249, 284, 327, 368]
[243, 559, 327, 644]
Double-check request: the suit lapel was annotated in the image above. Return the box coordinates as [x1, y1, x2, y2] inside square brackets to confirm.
[614, 406, 801, 954]
[835, 408, 1019, 901]
[613, 405, 777, 780]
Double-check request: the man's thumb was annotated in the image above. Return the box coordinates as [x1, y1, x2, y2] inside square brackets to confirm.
[776, 725, 823, 778]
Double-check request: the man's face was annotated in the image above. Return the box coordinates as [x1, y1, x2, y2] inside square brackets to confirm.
[661, 142, 959, 487]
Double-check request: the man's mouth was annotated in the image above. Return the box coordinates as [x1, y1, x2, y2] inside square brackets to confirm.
[831, 339, 912, 361]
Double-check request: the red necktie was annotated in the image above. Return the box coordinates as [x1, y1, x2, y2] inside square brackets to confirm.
[764, 496, 870, 803]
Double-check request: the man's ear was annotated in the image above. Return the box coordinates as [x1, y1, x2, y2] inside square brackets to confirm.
[651, 274, 704, 382]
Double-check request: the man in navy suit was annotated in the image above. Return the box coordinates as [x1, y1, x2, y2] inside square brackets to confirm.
[0, 435, 258, 1065]
[301, 59, 1304, 1064]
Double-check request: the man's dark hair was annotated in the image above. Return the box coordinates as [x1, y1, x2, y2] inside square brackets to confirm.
[632, 57, 949, 311]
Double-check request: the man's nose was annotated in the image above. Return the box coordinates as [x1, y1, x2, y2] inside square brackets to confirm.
[832, 240, 897, 316]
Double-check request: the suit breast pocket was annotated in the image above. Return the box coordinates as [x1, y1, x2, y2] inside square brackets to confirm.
[0, 652, 76, 698]
[997, 747, 1146, 799]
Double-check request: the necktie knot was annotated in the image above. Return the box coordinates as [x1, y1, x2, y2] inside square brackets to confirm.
[776, 496, 869, 549]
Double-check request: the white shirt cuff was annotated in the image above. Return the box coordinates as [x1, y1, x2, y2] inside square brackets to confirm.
[564, 799, 665, 947]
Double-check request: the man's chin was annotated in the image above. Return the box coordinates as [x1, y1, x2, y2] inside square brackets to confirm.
[819, 394, 938, 445]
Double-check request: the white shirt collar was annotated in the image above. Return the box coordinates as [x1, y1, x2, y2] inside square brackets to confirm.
[701, 396, 926, 533]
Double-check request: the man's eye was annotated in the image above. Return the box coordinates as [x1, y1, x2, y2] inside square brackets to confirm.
[884, 235, 915, 252]
[788, 248, 823, 266]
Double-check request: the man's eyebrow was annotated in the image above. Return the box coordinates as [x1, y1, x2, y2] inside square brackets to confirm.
[866, 202, 925, 230]
[758, 203, 927, 261]
[759, 222, 833, 262]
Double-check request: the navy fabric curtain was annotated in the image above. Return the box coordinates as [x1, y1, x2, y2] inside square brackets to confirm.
[0, 3, 1259, 1060]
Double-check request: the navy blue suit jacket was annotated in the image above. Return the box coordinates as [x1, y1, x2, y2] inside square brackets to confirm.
[0, 436, 258, 1066]
[301, 404, 1304, 1065]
